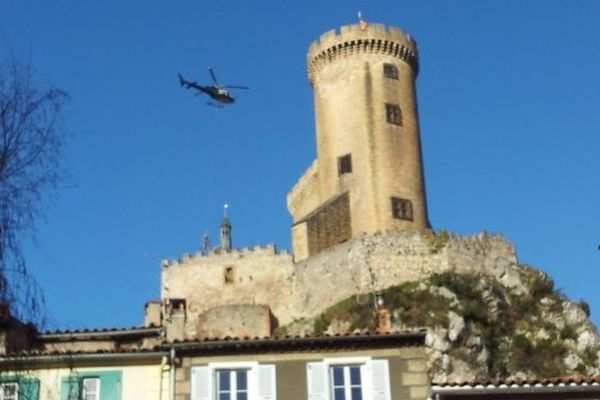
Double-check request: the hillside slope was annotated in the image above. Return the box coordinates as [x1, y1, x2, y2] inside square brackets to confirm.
[278, 267, 600, 383]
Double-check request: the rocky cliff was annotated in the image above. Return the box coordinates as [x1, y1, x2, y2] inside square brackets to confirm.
[278, 265, 600, 383]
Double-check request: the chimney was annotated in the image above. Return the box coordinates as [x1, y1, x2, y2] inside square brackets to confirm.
[164, 298, 186, 342]
[375, 294, 391, 333]
[144, 301, 163, 327]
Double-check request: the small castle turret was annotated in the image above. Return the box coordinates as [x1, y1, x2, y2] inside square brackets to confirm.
[288, 22, 431, 261]
[219, 204, 232, 251]
[220, 216, 232, 251]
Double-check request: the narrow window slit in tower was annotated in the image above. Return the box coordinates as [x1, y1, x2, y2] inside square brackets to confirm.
[385, 103, 402, 126]
[224, 266, 235, 284]
[338, 154, 353, 175]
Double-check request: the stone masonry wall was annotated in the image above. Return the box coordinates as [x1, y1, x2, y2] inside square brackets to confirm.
[161, 231, 518, 336]
[161, 245, 295, 338]
[196, 304, 271, 338]
[288, 230, 517, 325]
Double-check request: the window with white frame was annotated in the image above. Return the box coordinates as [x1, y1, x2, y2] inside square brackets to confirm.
[191, 362, 276, 400]
[216, 369, 248, 400]
[0, 383, 18, 400]
[61, 371, 120, 400]
[82, 377, 100, 400]
[330, 365, 362, 400]
[307, 357, 391, 400]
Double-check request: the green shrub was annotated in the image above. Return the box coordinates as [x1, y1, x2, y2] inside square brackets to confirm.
[378, 283, 447, 327]
[578, 300, 591, 317]
[560, 325, 578, 341]
[313, 313, 330, 335]
[548, 297, 564, 314]
[579, 347, 598, 366]
[530, 272, 554, 298]
[426, 230, 450, 253]
[511, 334, 566, 377]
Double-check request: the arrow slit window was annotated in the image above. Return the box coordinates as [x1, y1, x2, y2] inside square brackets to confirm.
[338, 154, 352, 175]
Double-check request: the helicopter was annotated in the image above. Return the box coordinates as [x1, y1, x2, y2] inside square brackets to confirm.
[178, 68, 249, 106]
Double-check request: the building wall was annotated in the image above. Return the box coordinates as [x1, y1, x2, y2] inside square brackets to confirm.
[196, 305, 271, 338]
[176, 347, 428, 400]
[162, 231, 517, 332]
[6, 362, 168, 400]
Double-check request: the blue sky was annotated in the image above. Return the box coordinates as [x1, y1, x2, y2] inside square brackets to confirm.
[2, 1, 599, 330]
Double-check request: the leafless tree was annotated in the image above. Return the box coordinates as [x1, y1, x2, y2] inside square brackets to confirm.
[0, 55, 69, 326]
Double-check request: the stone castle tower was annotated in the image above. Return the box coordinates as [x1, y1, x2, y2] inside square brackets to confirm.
[288, 22, 431, 261]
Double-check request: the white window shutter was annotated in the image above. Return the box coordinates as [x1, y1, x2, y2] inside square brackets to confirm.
[370, 360, 391, 400]
[191, 366, 211, 400]
[306, 362, 327, 400]
[258, 364, 277, 400]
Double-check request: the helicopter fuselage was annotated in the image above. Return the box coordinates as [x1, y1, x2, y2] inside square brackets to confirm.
[205, 86, 235, 103]
[178, 71, 246, 106]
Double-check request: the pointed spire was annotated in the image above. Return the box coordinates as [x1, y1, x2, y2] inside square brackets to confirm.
[220, 203, 232, 251]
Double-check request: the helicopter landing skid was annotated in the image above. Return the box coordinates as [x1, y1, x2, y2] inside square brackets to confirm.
[207, 101, 225, 109]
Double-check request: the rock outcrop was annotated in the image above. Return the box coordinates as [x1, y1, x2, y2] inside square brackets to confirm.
[278, 266, 600, 383]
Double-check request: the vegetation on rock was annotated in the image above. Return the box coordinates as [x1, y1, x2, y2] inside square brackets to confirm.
[425, 229, 450, 254]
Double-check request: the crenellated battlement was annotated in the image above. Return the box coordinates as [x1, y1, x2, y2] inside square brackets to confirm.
[161, 243, 291, 268]
[307, 23, 418, 84]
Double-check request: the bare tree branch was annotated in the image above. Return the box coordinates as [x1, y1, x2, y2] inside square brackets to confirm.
[0, 55, 69, 327]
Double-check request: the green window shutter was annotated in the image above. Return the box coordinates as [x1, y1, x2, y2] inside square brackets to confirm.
[61, 370, 122, 400]
[61, 376, 80, 400]
[97, 371, 122, 400]
[18, 377, 40, 400]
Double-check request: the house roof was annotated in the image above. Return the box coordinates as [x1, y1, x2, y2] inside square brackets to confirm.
[167, 329, 426, 355]
[0, 347, 168, 365]
[432, 376, 600, 397]
[39, 325, 163, 340]
[2, 329, 425, 361]
[433, 376, 600, 388]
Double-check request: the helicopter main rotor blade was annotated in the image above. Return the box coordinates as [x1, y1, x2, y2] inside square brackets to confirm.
[208, 68, 220, 86]
[224, 85, 250, 90]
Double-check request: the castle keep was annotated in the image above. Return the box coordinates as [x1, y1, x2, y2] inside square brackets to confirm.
[158, 22, 521, 340]
[288, 23, 430, 261]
